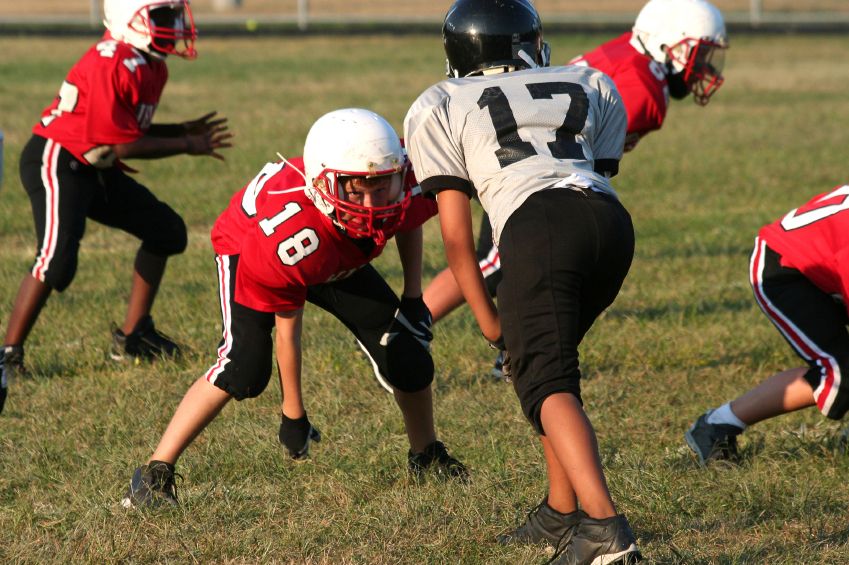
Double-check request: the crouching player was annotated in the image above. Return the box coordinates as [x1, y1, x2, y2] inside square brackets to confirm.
[121, 108, 467, 507]
[687, 184, 849, 465]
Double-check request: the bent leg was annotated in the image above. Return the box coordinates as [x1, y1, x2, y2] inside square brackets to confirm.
[122, 248, 167, 335]
[540, 393, 616, 519]
[150, 377, 232, 463]
[731, 367, 814, 425]
[393, 387, 436, 453]
[4, 275, 52, 346]
[88, 168, 187, 334]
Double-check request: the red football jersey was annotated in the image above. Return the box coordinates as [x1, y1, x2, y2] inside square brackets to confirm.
[32, 32, 168, 167]
[759, 185, 849, 305]
[211, 157, 437, 312]
[570, 32, 669, 139]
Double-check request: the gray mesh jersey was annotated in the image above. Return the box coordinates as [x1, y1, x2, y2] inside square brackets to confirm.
[404, 65, 626, 245]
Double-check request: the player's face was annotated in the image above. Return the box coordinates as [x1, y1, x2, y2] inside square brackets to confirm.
[148, 6, 182, 53]
[341, 175, 396, 209]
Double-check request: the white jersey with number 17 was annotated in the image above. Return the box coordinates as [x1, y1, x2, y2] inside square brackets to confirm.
[404, 65, 626, 245]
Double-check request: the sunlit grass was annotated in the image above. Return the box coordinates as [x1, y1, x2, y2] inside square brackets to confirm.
[2, 34, 849, 563]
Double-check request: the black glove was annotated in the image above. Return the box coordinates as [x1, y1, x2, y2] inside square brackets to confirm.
[380, 295, 433, 350]
[278, 413, 321, 460]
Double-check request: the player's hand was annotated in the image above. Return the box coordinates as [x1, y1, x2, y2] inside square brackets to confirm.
[182, 111, 228, 135]
[380, 295, 433, 351]
[185, 119, 234, 161]
[278, 413, 322, 460]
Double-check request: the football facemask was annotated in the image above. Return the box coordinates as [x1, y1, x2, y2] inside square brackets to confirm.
[312, 166, 411, 245]
[145, 4, 197, 59]
[107, 0, 197, 60]
[666, 37, 726, 105]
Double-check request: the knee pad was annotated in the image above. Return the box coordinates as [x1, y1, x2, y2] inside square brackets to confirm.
[217, 354, 273, 400]
[37, 238, 79, 292]
[383, 333, 434, 393]
[142, 205, 187, 256]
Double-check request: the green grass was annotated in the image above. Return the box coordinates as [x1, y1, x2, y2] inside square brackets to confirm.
[2, 33, 849, 563]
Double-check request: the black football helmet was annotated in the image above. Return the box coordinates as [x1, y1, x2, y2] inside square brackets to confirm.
[443, 0, 550, 78]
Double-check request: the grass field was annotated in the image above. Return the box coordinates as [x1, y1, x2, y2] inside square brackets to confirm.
[2, 33, 849, 564]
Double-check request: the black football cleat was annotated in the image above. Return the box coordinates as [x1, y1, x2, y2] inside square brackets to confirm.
[685, 410, 743, 467]
[121, 460, 181, 508]
[111, 315, 182, 362]
[552, 514, 642, 565]
[408, 440, 469, 482]
[497, 497, 583, 550]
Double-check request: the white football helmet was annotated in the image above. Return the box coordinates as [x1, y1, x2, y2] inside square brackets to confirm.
[303, 109, 410, 244]
[103, 0, 197, 60]
[630, 0, 728, 105]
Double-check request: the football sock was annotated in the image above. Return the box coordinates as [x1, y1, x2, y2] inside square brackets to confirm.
[707, 402, 747, 430]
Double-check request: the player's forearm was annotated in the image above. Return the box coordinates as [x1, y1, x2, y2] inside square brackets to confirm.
[275, 310, 304, 418]
[395, 227, 424, 298]
[147, 123, 187, 138]
[437, 191, 500, 340]
[112, 134, 192, 160]
[444, 238, 499, 339]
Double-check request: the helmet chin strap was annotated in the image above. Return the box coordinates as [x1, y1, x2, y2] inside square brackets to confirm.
[276, 152, 308, 185]
[516, 49, 539, 69]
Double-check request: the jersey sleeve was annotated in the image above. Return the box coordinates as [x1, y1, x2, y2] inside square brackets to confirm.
[404, 86, 474, 198]
[590, 72, 627, 173]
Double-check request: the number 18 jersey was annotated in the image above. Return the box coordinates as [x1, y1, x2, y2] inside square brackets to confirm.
[404, 65, 626, 245]
[211, 157, 436, 313]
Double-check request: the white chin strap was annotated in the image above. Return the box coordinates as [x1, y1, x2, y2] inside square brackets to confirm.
[516, 49, 539, 69]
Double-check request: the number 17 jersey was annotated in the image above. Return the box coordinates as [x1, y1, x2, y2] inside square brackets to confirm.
[404, 65, 626, 245]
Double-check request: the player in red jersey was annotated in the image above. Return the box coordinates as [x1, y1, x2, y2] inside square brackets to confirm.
[686, 184, 849, 466]
[421, 0, 729, 380]
[120, 109, 467, 507]
[572, 0, 727, 152]
[0, 0, 232, 414]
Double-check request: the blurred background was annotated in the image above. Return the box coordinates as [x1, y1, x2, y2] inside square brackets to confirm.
[1, 0, 848, 29]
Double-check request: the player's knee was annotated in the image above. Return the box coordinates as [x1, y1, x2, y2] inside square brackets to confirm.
[219, 357, 273, 400]
[38, 244, 79, 292]
[384, 334, 434, 392]
[517, 375, 582, 435]
[143, 206, 187, 256]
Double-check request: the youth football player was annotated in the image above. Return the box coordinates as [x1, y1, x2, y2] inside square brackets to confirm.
[0, 0, 232, 414]
[404, 1, 640, 563]
[121, 108, 466, 507]
[687, 184, 849, 465]
[422, 0, 729, 381]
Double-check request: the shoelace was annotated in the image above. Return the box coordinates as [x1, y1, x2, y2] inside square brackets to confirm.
[547, 525, 574, 564]
[151, 468, 184, 501]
